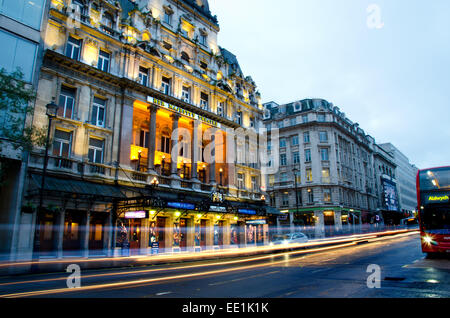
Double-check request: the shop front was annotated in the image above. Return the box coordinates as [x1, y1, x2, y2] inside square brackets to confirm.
[118, 210, 149, 255]
[63, 209, 83, 256]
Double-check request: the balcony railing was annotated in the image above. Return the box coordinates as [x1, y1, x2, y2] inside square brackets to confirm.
[51, 156, 74, 170]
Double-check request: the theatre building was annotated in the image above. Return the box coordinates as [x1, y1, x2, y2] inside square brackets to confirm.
[17, 0, 274, 259]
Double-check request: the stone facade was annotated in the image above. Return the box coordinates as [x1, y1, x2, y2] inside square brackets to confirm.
[263, 98, 402, 237]
[11, 0, 272, 261]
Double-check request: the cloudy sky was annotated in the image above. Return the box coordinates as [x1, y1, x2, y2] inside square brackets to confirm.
[208, 0, 450, 169]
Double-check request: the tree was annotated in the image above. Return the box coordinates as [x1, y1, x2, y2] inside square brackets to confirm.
[0, 68, 47, 185]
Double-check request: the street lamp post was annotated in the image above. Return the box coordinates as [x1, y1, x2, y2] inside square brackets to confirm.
[219, 168, 223, 186]
[33, 100, 58, 261]
[137, 149, 142, 172]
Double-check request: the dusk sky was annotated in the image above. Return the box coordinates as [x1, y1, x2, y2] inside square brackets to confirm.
[209, 0, 450, 169]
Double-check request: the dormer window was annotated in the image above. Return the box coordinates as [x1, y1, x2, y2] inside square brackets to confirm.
[102, 12, 114, 28]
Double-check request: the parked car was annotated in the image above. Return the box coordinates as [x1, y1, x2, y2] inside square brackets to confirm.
[270, 233, 309, 246]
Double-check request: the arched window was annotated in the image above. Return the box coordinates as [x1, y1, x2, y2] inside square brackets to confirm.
[181, 51, 190, 63]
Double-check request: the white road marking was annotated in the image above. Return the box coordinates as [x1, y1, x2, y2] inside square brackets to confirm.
[156, 291, 172, 296]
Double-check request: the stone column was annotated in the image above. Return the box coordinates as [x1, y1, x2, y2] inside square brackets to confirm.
[208, 131, 216, 185]
[226, 129, 237, 196]
[55, 210, 65, 259]
[147, 105, 159, 174]
[222, 219, 230, 249]
[82, 211, 90, 258]
[141, 218, 149, 254]
[186, 217, 195, 252]
[314, 211, 325, 238]
[289, 211, 295, 234]
[105, 211, 113, 257]
[334, 210, 343, 232]
[170, 114, 181, 188]
[191, 120, 201, 190]
[165, 215, 174, 253]
[205, 218, 214, 250]
[170, 113, 181, 176]
[119, 98, 134, 170]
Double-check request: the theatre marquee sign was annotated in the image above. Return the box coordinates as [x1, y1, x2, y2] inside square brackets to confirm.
[148, 96, 221, 128]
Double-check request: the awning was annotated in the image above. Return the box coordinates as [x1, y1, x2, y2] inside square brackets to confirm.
[30, 174, 126, 200]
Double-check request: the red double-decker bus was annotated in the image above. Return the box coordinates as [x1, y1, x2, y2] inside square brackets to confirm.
[417, 166, 450, 256]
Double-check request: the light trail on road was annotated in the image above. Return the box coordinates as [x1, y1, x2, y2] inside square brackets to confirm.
[0, 231, 419, 298]
[0, 229, 416, 269]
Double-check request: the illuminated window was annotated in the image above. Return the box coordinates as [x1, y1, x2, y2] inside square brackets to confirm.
[269, 175, 275, 187]
[322, 168, 331, 183]
[306, 168, 313, 182]
[324, 189, 332, 203]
